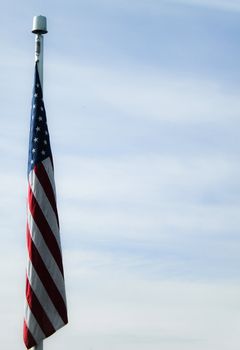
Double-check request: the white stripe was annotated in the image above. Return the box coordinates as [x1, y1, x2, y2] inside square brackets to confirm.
[42, 157, 56, 197]
[24, 303, 45, 343]
[27, 208, 67, 302]
[28, 169, 61, 248]
[27, 260, 65, 329]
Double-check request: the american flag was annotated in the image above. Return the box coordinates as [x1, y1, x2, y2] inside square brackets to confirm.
[24, 64, 68, 349]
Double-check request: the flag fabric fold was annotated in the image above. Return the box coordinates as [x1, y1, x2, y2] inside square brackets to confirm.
[24, 64, 68, 349]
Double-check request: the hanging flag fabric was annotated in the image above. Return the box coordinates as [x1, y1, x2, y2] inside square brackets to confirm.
[23, 64, 68, 349]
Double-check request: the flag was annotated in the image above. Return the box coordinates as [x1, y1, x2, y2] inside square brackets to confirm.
[24, 63, 68, 349]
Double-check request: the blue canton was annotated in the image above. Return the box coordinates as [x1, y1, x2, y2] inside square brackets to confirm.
[28, 64, 52, 174]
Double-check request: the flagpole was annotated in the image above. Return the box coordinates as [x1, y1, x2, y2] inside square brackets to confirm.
[32, 15, 48, 89]
[30, 15, 48, 350]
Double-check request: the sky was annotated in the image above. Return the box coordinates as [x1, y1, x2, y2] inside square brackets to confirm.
[0, 0, 240, 349]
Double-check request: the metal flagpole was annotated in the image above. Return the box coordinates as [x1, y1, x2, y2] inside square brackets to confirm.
[32, 15, 48, 89]
[30, 15, 48, 350]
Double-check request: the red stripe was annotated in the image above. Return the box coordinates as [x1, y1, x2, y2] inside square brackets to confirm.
[26, 276, 56, 336]
[28, 185, 64, 275]
[23, 320, 37, 349]
[27, 224, 68, 324]
[35, 163, 59, 226]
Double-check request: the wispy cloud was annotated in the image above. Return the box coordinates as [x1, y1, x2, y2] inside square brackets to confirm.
[46, 61, 240, 124]
[171, 0, 240, 12]
[53, 254, 240, 350]
[54, 152, 240, 284]
[62, 0, 240, 15]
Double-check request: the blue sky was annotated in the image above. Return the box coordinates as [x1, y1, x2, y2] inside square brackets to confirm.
[0, 0, 240, 349]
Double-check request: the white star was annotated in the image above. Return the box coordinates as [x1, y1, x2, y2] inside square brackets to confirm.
[41, 150, 45, 155]
[34, 93, 38, 97]
[34, 138, 38, 143]
[36, 126, 41, 132]
[44, 140, 47, 145]
[40, 106, 44, 111]
[38, 116, 43, 121]
[45, 130, 48, 135]
[36, 83, 39, 88]
[32, 148, 36, 153]
[33, 104, 36, 109]
[31, 160, 34, 164]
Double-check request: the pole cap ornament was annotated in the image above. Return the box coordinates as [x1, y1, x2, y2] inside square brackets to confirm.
[32, 15, 48, 34]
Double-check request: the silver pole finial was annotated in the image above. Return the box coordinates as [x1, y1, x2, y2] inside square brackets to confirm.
[32, 15, 48, 34]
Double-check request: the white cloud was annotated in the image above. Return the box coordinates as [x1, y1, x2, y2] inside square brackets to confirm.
[56, 153, 240, 242]
[46, 60, 240, 125]
[171, 0, 240, 12]
[57, 154, 239, 202]
[47, 252, 240, 350]
[63, 0, 240, 15]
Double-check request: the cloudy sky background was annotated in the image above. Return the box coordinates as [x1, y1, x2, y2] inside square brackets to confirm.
[0, 0, 240, 349]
